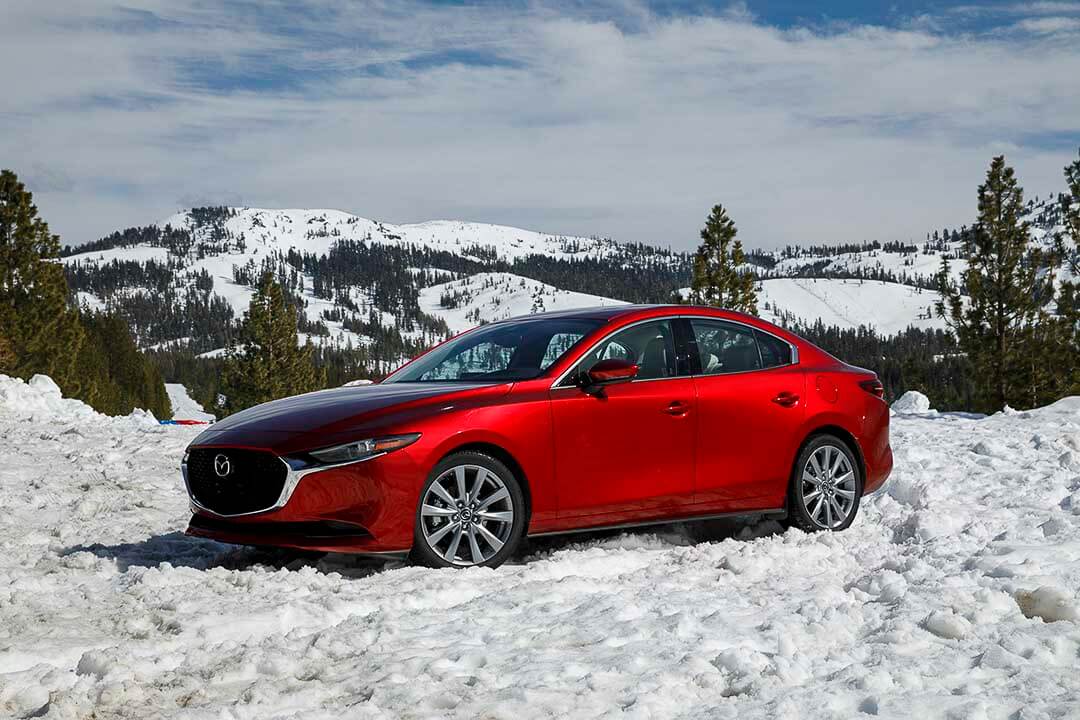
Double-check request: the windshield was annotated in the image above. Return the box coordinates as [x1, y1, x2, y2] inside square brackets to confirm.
[384, 318, 604, 383]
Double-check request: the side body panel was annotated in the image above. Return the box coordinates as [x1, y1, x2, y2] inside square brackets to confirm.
[692, 366, 807, 509]
[796, 363, 893, 495]
[547, 378, 697, 519]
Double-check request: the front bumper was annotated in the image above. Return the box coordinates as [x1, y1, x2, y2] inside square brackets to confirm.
[183, 444, 421, 555]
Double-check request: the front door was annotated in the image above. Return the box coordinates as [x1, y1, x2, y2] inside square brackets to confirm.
[549, 318, 697, 518]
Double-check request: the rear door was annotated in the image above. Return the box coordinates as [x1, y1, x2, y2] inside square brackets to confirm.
[686, 318, 805, 508]
[549, 318, 697, 518]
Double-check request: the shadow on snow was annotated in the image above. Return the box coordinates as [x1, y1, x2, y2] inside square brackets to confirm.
[62, 515, 785, 577]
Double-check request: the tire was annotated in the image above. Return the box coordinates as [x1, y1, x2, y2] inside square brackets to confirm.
[410, 451, 527, 569]
[787, 434, 863, 533]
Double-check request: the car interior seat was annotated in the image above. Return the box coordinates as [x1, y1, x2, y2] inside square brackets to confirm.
[722, 343, 760, 373]
[637, 335, 671, 379]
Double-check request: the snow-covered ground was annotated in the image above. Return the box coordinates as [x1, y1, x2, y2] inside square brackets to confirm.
[2, 376, 1080, 719]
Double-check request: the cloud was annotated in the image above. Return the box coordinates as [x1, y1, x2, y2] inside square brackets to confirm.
[1, 0, 1078, 251]
[1015, 15, 1080, 32]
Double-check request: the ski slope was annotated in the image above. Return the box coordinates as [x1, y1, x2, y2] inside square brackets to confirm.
[758, 278, 947, 334]
[164, 383, 215, 423]
[2, 374, 1079, 718]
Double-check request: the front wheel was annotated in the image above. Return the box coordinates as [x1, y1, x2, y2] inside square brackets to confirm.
[411, 452, 526, 569]
[787, 435, 862, 533]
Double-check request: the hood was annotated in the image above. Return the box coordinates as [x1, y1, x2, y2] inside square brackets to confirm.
[205, 382, 505, 435]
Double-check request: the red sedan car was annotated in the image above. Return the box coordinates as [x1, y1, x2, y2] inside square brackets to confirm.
[184, 305, 892, 568]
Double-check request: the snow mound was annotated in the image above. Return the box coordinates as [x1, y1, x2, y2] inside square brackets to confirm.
[891, 390, 933, 414]
[0, 374, 99, 421]
[1015, 586, 1079, 623]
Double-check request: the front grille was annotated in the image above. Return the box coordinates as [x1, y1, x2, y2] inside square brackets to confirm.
[186, 448, 288, 515]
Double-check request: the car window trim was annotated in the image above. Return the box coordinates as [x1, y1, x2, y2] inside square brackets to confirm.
[687, 317, 800, 377]
[549, 314, 799, 389]
[550, 317, 686, 389]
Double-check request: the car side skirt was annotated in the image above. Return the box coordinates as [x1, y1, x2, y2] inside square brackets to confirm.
[526, 507, 788, 538]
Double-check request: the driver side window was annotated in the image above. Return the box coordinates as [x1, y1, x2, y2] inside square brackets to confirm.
[570, 319, 679, 383]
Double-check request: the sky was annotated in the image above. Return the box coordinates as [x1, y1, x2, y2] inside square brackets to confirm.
[2, 1, 1079, 251]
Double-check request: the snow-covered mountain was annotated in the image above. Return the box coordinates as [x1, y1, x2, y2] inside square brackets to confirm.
[157, 207, 636, 264]
[60, 199, 1068, 367]
[62, 207, 684, 366]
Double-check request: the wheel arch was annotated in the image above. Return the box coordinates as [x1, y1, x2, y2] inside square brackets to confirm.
[795, 424, 867, 487]
[439, 442, 533, 523]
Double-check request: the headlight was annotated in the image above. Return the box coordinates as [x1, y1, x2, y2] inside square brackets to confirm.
[308, 433, 420, 465]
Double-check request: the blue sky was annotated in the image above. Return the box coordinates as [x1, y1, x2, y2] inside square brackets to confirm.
[2, 1, 1079, 250]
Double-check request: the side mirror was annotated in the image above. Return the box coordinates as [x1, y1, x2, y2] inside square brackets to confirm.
[579, 358, 638, 394]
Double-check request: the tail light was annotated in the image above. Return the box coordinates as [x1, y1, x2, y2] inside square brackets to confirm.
[859, 378, 885, 399]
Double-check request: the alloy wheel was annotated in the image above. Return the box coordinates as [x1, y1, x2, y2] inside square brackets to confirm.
[419, 464, 516, 566]
[800, 444, 857, 529]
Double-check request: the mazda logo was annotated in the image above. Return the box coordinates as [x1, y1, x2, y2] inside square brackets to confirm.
[213, 454, 232, 478]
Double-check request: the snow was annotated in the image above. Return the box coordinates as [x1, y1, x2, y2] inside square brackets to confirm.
[3, 374, 1080, 717]
[758, 278, 946, 334]
[164, 383, 215, 422]
[61, 244, 170, 267]
[418, 272, 627, 334]
[892, 390, 933, 414]
[74, 291, 105, 312]
[159, 208, 634, 265]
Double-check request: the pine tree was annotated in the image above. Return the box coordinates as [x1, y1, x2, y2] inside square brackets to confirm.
[935, 156, 1051, 412]
[689, 204, 758, 314]
[218, 272, 325, 415]
[1047, 148, 1080, 398]
[80, 312, 172, 417]
[1062, 148, 1080, 275]
[0, 333, 13, 372]
[0, 169, 87, 392]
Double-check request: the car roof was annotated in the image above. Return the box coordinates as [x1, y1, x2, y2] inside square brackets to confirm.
[492, 304, 759, 325]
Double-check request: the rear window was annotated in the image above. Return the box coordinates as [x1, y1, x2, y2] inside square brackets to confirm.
[690, 319, 761, 374]
[755, 329, 793, 368]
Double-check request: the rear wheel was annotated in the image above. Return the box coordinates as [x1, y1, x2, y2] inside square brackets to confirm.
[411, 452, 526, 569]
[787, 435, 862, 533]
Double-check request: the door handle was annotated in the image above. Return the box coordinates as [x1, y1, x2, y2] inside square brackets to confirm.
[772, 392, 800, 407]
[664, 401, 689, 416]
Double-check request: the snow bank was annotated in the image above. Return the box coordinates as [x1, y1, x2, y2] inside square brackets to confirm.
[2, 382, 1080, 718]
[0, 373, 97, 421]
[0, 374, 158, 426]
